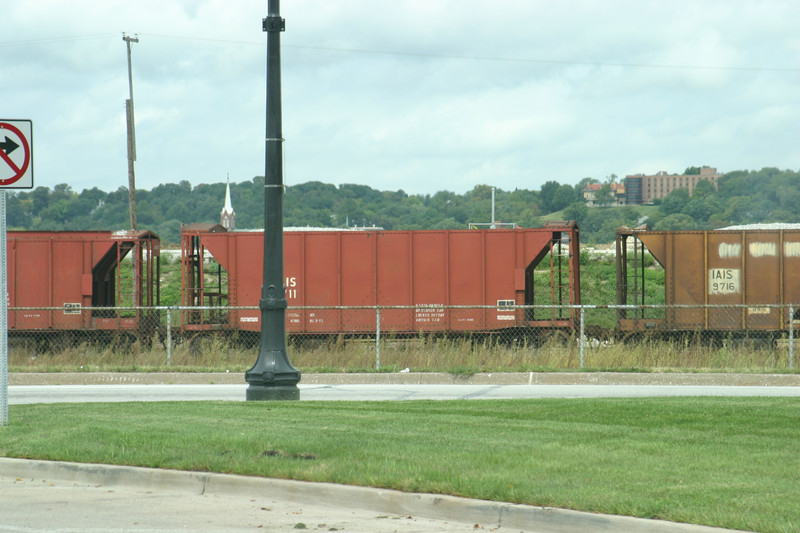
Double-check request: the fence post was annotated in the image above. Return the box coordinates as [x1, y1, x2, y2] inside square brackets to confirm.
[790, 305, 794, 370]
[376, 306, 381, 371]
[166, 307, 173, 367]
[579, 306, 585, 369]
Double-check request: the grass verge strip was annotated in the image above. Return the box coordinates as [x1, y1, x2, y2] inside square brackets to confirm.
[2, 397, 798, 533]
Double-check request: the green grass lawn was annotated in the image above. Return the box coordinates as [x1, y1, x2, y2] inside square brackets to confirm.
[3, 397, 799, 532]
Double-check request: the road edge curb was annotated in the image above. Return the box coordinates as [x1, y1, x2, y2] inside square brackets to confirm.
[0, 457, 742, 533]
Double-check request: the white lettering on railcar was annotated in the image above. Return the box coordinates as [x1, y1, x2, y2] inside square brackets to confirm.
[415, 304, 445, 323]
[708, 268, 740, 295]
[749, 242, 777, 257]
[240, 317, 259, 323]
[785, 242, 800, 257]
[307, 312, 324, 324]
[284, 276, 298, 299]
[718, 243, 741, 258]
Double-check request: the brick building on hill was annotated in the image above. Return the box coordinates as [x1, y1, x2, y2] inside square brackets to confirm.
[624, 166, 721, 205]
[582, 182, 627, 206]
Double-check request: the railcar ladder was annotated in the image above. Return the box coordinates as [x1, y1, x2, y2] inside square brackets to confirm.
[549, 235, 570, 319]
[118, 240, 142, 319]
[184, 235, 204, 325]
[617, 234, 646, 320]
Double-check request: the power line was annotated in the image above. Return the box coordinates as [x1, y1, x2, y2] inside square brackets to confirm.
[147, 34, 800, 74]
[141, 32, 262, 47]
[0, 33, 118, 47]
[285, 44, 800, 74]
[2, 32, 798, 74]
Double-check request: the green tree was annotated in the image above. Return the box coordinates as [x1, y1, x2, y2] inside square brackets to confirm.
[777, 187, 800, 217]
[660, 188, 690, 216]
[538, 181, 561, 213]
[654, 213, 696, 230]
[595, 183, 613, 207]
[574, 177, 599, 195]
[682, 196, 723, 225]
[52, 183, 73, 202]
[562, 202, 588, 225]
[6, 194, 32, 228]
[30, 186, 50, 215]
[552, 184, 578, 211]
[691, 179, 716, 198]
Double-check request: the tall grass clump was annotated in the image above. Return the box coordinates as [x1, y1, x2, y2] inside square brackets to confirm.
[8, 330, 798, 374]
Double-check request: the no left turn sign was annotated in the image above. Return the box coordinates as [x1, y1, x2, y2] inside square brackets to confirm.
[0, 119, 33, 189]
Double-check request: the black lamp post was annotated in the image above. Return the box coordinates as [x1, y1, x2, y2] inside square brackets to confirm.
[245, 0, 301, 401]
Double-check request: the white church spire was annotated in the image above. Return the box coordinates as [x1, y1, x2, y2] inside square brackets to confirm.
[220, 176, 235, 230]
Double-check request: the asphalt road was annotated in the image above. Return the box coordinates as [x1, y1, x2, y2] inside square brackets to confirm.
[9, 381, 800, 404]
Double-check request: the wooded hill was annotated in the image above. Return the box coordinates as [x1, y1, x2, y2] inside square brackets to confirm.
[7, 167, 799, 245]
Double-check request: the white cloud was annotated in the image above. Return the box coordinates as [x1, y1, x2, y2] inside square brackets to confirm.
[2, 0, 799, 195]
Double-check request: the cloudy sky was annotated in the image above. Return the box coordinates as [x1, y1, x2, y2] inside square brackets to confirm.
[3, 0, 799, 196]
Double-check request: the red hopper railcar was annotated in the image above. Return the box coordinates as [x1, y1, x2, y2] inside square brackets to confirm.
[181, 222, 580, 341]
[7, 230, 160, 343]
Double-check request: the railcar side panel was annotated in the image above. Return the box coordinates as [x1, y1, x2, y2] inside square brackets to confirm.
[410, 232, 449, 331]
[182, 224, 581, 337]
[375, 232, 413, 330]
[51, 241, 87, 329]
[744, 232, 781, 329]
[447, 231, 485, 330]
[340, 232, 377, 331]
[705, 232, 744, 330]
[9, 239, 52, 329]
[484, 232, 517, 329]
[302, 233, 342, 332]
[784, 234, 800, 319]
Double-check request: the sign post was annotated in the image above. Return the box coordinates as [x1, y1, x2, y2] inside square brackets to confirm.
[0, 119, 33, 426]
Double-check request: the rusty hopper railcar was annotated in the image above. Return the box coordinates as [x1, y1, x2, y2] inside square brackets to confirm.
[616, 226, 800, 337]
[181, 222, 581, 340]
[7, 230, 160, 340]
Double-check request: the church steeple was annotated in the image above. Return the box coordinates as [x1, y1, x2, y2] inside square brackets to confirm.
[220, 176, 235, 230]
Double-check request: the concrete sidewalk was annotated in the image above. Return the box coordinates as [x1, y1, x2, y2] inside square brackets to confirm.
[0, 458, 746, 533]
[10, 370, 800, 386]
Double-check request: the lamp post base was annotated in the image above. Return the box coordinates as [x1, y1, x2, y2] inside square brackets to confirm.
[244, 352, 301, 402]
[246, 384, 300, 401]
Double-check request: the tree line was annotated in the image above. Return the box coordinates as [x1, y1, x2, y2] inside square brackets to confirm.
[7, 167, 800, 245]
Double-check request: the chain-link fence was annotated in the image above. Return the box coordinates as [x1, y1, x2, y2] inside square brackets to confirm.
[6, 304, 798, 371]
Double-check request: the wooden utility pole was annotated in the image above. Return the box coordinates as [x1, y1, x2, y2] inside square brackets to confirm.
[123, 33, 139, 230]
